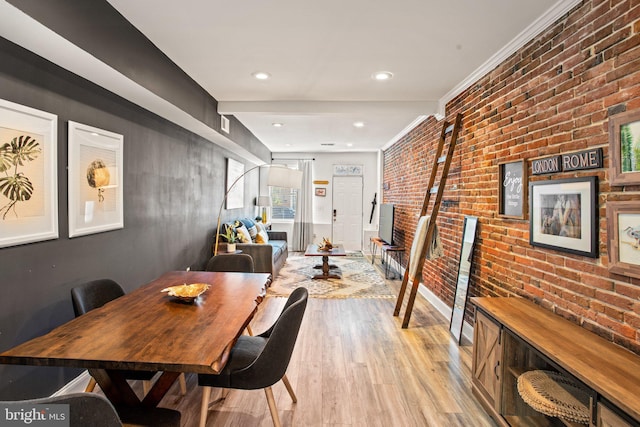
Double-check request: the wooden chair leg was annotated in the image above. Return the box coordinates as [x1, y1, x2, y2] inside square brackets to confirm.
[178, 373, 187, 395]
[199, 386, 212, 427]
[246, 324, 254, 336]
[264, 386, 282, 427]
[85, 377, 97, 393]
[281, 374, 297, 403]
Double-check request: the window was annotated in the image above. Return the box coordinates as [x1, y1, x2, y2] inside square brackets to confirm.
[270, 162, 298, 220]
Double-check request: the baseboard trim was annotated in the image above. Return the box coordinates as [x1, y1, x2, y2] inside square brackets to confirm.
[387, 256, 474, 344]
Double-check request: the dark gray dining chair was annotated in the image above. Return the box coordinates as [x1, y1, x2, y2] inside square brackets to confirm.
[205, 253, 258, 335]
[205, 253, 255, 273]
[70, 279, 186, 396]
[0, 392, 181, 427]
[197, 287, 308, 427]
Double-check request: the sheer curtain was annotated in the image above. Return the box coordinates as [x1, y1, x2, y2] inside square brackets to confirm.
[291, 160, 313, 251]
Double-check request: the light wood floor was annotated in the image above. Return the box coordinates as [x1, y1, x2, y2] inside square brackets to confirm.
[155, 258, 497, 427]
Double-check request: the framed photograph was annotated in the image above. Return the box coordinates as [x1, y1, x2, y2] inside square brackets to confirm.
[609, 109, 640, 186]
[315, 187, 326, 197]
[68, 121, 123, 237]
[529, 176, 598, 258]
[0, 99, 58, 248]
[226, 158, 244, 209]
[498, 160, 527, 218]
[607, 201, 640, 279]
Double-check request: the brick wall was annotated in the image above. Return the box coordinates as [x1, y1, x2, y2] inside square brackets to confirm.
[384, 0, 640, 354]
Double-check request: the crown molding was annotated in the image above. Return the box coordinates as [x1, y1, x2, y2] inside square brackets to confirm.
[436, 0, 581, 118]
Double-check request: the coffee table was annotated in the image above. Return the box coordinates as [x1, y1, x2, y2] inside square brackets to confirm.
[305, 244, 346, 279]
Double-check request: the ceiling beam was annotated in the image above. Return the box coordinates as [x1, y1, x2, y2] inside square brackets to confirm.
[218, 101, 438, 116]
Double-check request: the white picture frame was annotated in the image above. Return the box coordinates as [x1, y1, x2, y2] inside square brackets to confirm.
[226, 158, 245, 209]
[0, 99, 58, 248]
[333, 164, 363, 176]
[68, 121, 124, 237]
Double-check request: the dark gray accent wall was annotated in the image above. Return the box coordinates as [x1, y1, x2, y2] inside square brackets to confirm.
[6, 0, 271, 163]
[0, 37, 260, 399]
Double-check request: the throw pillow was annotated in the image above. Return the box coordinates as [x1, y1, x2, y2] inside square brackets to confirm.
[235, 224, 251, 243]
[241, 218, 258, 240]
[255, 229, 269, 244]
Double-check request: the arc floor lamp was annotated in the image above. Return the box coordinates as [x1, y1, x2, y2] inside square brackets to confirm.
[214, 163, 302, 256]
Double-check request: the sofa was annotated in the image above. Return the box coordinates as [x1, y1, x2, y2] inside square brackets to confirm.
[214, 218, 288, 277]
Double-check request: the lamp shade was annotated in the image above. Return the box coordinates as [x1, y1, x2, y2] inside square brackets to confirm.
[266, 165, 303, 189]
[257, 195, 272, 207]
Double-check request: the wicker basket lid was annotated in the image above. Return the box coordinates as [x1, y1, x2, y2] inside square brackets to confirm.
[517, 370, 591, 425]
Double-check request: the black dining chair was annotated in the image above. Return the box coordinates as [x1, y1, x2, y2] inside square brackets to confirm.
[0, 392, 181, 427]
[197, 287, 308, 427]
[70, 279, 187, 396]
[205, 253, 255, 273]
[205, 253, 259, 335]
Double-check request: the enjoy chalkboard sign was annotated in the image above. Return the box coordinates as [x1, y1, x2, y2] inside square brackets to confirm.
[498, 160, 527, 218]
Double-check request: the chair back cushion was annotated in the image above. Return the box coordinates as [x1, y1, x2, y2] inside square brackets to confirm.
[71, 279, 125, 317]
[233, 287, 308, 389]
[205, 254, 255, 273]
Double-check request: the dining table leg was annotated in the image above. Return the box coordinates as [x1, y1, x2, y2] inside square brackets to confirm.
[89, 368, 181, 408]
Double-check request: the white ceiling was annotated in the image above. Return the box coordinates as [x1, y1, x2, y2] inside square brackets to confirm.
[104, 0, 574, 153]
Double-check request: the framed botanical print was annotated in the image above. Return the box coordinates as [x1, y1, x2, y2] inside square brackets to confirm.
[609, 109, 640, 186]
[68, 121, 124, 237]
[0, 99, 58, 248]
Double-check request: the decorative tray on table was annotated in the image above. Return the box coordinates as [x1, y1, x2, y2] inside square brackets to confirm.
[161, 283, 210, 303]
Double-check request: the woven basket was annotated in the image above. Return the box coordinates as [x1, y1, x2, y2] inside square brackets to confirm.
[517, 370, 591, 425]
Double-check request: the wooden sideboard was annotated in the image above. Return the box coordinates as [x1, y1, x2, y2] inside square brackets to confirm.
[471, 297, 640, 427]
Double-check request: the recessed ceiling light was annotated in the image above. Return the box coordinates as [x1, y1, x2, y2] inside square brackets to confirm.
[347, 143, 354, 147]
[252, 71, 271, 80]
[353, 121, 365, 128]
[272, 122, 284, 127]
[372, 71, 393, 81]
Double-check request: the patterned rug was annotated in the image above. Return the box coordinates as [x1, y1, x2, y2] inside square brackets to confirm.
[268, 252, 396, 299]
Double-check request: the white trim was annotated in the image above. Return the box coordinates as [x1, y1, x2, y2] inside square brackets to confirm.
[437, 0, 581, 118]
[388, 256, 474, 344]
[381, 115, 428, 151]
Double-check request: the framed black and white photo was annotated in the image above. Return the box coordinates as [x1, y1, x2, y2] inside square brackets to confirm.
[68, 121, 123, 237]
[0, 99, 58, 248]
[529, 176, 598, 258]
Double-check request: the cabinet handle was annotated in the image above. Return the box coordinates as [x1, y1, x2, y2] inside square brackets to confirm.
[494, 361, 500, 379]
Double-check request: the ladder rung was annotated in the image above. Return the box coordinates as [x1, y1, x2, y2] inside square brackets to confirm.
[445, 124, 454, 134]
[430, 186, 439, 194]
[437, 155, 447, 164]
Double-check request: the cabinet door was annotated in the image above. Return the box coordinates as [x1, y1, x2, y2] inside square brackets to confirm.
[472, 310, 502, 412]
[598, 402, 634, 427]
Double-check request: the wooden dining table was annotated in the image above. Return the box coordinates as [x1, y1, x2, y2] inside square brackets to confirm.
[0, 270, 269, 408]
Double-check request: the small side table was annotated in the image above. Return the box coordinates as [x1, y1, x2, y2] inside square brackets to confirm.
[370, 236, 385, 264]
[382, 245, 404, 279]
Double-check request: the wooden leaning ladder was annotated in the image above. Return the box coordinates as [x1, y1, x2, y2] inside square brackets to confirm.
[393, 113, 463, 328]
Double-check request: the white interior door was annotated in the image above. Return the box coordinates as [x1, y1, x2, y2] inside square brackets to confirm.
[332, 176, 363, 251]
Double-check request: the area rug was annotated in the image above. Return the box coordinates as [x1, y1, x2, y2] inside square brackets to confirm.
[268, 252, 396, 299]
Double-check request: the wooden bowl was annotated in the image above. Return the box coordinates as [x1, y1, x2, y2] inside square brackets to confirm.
[161, 283, 210, 303]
